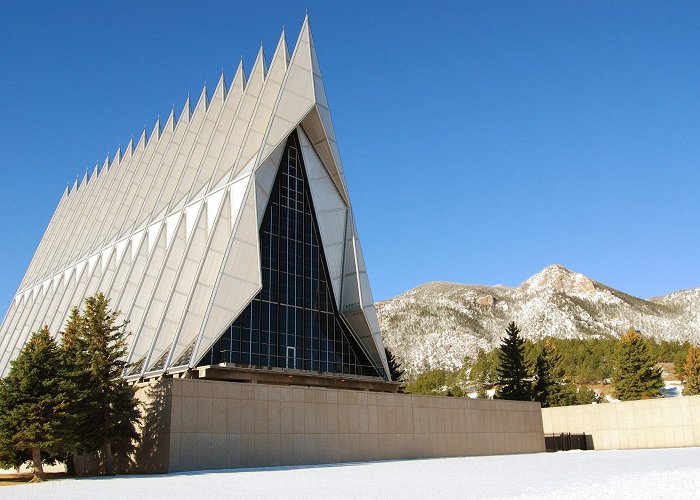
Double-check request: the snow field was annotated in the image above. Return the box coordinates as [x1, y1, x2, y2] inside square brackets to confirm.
[2, 447, 699, 499]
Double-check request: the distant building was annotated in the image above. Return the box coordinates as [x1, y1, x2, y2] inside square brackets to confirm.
[0, 16, 391, 389]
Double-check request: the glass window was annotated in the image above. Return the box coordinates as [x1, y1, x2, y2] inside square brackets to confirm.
[198, 132, 383, 379]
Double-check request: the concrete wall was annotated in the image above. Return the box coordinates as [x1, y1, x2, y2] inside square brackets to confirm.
[133, 378, 544, 473]
[542, 395, 700, 450]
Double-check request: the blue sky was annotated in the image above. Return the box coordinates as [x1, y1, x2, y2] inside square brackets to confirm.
[1, 1, 700, 310]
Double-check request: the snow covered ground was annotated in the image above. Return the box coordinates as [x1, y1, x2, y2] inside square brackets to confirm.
[2, 447, 700, 499]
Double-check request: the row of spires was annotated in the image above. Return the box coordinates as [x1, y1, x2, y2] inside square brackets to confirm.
[65, 25, 295, 197]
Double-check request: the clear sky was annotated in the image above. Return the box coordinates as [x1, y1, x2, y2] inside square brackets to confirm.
[1, 1, 700, 311]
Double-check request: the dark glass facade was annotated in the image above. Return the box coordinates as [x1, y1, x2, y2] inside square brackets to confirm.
[199, 132, 382, 378]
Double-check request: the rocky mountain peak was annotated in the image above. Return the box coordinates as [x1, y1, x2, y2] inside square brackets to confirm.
[518, 264, 597, 296]
[377, 265, 700, 377]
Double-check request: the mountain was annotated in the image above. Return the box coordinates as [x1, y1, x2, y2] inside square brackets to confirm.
[376, 264, 699, 377]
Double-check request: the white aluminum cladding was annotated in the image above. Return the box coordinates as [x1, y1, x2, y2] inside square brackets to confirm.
[0, 17, 390, 379]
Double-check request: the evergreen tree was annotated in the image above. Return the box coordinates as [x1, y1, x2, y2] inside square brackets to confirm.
[574, 385, 597, 405]
[0, 327, 79, 481]
[470, 348, 499, 387]
[613, 329, 663, 401]
[405, 370, 449, 396]
[61, 294, 140, 475]
[682, 346, 700, 396]
[495, 322, 531, 401]
[61, 307, 101, 472]
[674, 343, 691, 383]
[532, 340, 570, 407]
[385, 347, 405, 392]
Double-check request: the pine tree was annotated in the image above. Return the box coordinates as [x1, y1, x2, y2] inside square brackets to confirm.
[683, 346, 700, 396]
[61, 307, 101, 472]
[385, 347, 405, 392]
[532, 340, 571, 407]
[613, 329, 664, 401]
[61, 294, 140, 475]
[495, 322, 531, 401]
[405, 370, 450, 396]
[574, 385, 597, 405]
[673, 347, 689, 383]
[470, 348, 498, 386]
[0, 327, 79, 481]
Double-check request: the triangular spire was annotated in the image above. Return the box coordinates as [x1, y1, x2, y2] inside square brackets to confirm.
[90, 163, 99, 184]
[194, 84, 208, 114]
[136, 128, 147, 151]
[280, 28, 291, 66]
[231, 58, 246, 97]
[250, 45, 266, 84]
[273, 29, 290, 72]
[213, 72, 226, 103]
[112, 147, 122, 168]
[124, 137, 134, 160]
[179, 96, 192, 125]
[164, 108, 176, 133]
[257, 16, 343, 192]
[305, 17, 347, 194]
[151, 117, 161, 143]
[207, 46, 266, 189]
[79, 170, 88, 190]
[100, 154, 110, 174]
[233, 29, 290, 177]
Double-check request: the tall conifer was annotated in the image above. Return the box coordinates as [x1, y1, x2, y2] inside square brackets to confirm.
[495, 322, 531, 401]
[613, 329, 663, 401]
[683, 346, 700, 396]
[0, 328, 78, 480]
[61, 307, 101, 472]
[385, 347, 405, 392]
[532, 340, 569, 407]
[62, 294, 140, 475]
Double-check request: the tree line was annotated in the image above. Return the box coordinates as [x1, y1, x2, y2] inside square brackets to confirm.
[400, 322, 700, 405]
[0, 293, 139, 481]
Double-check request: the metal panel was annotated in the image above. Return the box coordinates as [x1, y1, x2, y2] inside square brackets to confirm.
[209, 48, 266, 190]
[190, 61, 245, 199]
[131, 216, 188, 373]
[190, 179, 261, 366]
[121, 112, 175, 235]
[120, 226, 168, 364]
[234, 32, 288, 179]
[133, 100, 191, 232]
[144, 202, 209, 373]
[299, 128, 348, 305]
[99, 124, 160, 248]
[170, 76, 226, 215]
[166, 190, 235, 368]
[258, 18, 315, 165]
[153, 88, 208, 222]
[189, 61, 247, 201]
[89, 132, 149, 253]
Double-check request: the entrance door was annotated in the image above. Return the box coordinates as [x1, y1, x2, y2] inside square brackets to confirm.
[286, 346, 297, 369]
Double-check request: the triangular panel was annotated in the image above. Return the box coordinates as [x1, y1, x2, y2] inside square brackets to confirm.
[166, 190, 235, 368]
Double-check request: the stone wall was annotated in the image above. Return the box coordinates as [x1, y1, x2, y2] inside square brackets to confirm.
[541, 395, 700, 450]
[155, 378, 544, 473]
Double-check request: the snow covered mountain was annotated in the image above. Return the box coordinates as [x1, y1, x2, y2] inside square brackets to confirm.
[376, 264, 700, 377]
